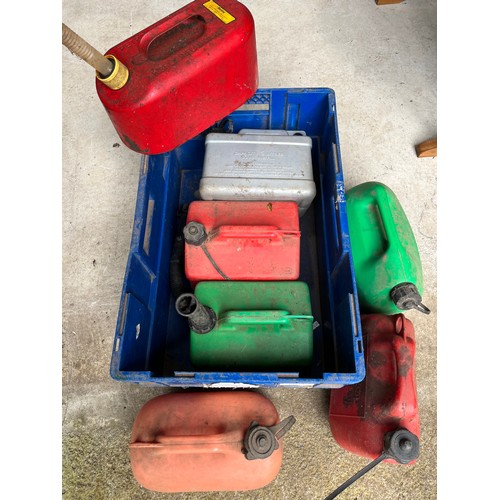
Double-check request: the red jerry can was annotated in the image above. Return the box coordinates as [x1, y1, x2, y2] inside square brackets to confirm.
[329, 314, 420, 464]
[129, 391, 295, 493]
[183, 201, 300, 286]
[96, 0, 258, 154]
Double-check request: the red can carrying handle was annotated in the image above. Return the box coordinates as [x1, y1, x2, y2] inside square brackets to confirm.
[130, 429, 242, 455]
[139, 14, 208, 61]
[372, 315, 417, 421]
[214, 225, 300, 240]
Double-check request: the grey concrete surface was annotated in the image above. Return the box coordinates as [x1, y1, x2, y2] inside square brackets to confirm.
[62, 1, 436, 498]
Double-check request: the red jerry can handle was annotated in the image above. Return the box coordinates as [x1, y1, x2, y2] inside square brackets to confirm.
[214, 225, 300, 240]
[130, 416, 296, 459]
[137, 11, 209, 58]
[130, 430, 242, 455]
[372, 316, 417, 421]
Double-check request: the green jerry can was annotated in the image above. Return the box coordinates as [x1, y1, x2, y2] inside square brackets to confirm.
[346, 182, 430, 315]
[175, 282, 314, 370]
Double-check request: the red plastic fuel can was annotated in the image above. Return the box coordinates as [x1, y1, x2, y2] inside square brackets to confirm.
[184, 201, 301, 285]
[96, 0, 258, 154]
[129, 391, 295, 493]
[329, 314, 420, 463]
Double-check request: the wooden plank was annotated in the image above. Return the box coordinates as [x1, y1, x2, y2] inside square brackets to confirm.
[375, 0, 404, 5]
[415, 138, 437, 158]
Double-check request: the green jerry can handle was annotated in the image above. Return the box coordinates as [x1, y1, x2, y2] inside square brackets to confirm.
[175, 294, 313, 334]
[218, 310, 314, 327]
[373, 188, 400, 250]
[374, 192, 430, 314]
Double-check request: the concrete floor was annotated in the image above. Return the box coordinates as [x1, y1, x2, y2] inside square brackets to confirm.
[62, 1, 437, 498]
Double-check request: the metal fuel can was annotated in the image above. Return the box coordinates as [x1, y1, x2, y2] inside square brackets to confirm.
[96, 0, 258, 154]
[199, 130, 316, 216]
[183, 201, 301, 286]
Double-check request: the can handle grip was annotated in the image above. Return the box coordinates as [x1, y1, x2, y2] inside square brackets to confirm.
[218, 310, 313, 326]
[373, 189, 400, 250]
[130, 430, 242, 455]
[373, 316, 417, 420]
[214, 225, 300, 240]
[139, 8, 209, 60]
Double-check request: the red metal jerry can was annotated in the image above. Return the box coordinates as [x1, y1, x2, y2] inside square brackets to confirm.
[129, 391, 295, 493]
[329, 314, 420, 464]
[96, 0, 258, 154]
[183, 201, 301, 285]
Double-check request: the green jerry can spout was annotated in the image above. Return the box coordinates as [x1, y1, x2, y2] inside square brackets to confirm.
[346, 182, 430, 315]
[175, 293, 217, 334]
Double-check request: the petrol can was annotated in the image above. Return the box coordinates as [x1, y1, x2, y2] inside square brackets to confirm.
[130, 391, 295, 492]
[96, 0, 258, 154]
[175, 281, 314, 370]
[346, 182, 429, 315]
[199, 129, 316, 216]
[184, 201, 300, 285]
[329, 314, 420, 463]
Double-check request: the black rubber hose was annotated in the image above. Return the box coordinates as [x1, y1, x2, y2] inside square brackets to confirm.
[62, 23, 114, 76]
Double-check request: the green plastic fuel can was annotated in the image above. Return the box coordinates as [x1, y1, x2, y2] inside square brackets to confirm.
[346, 182, 430, 315]
[175, 281, 314, 370]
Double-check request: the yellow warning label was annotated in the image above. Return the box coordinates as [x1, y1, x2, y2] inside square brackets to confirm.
[203, 0, 236, 24]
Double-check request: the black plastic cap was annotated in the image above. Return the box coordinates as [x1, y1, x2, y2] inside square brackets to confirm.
[384, 428, 420, 464]
[390, 282, 431, 315]
[183, 221, 207, 246]
[244, 424, 278, 460]
[243, 416, 296, 461]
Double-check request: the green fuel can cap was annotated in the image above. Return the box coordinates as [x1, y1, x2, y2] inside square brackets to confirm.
[390, 282, 430, 315]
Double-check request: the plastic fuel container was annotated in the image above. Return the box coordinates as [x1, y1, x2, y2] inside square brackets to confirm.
[346, 182, 430, 315]
[175, 281, 314, 370]
[184, 201, 300, 285]
[130, 391, 296, 492]
[199, 129, 316, 216]
[329, 314, 420, 463]
[96, 0, 258, 154]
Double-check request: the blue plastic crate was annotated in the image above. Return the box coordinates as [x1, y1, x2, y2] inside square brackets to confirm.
[110, 88, 365, 388]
